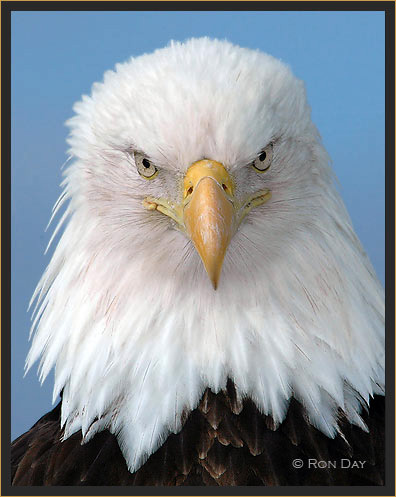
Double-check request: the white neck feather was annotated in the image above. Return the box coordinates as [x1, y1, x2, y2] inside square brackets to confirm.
[27, 176, 384, 472]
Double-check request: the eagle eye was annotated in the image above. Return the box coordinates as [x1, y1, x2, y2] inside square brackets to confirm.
[252, 143, 273, 173]
[134, 152, 158, 180]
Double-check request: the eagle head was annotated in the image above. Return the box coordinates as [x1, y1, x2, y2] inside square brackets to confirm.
[27, 38, 384, 472]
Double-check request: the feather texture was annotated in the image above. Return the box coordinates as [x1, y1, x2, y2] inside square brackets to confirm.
[11, 381, 384, 486]
[23, 38, 384, 475]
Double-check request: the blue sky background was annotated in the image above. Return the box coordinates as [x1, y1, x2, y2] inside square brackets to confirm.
[11, 11, 385, 440]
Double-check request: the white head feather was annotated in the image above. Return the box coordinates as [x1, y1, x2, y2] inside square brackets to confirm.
[27, 38, 384, 472]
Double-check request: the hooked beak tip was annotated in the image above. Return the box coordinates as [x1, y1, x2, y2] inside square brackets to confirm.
[183, 160, 234, 291]
[205, 262, 222, 290]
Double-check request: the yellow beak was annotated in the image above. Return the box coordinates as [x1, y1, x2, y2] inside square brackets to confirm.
[143, 158, 271, 290]
[183, 160, 235, 289]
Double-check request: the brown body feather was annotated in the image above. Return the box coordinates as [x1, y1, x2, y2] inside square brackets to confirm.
[11, 380, 384, 486]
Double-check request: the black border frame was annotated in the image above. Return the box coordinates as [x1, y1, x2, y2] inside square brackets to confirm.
[2, 2, 395, 496]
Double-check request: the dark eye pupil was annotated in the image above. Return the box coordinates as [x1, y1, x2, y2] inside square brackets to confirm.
[142, 158, 151, 168]
[259, 151, 267, 162]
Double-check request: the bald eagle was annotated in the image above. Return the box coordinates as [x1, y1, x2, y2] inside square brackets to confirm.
[12, 38, 384, 486]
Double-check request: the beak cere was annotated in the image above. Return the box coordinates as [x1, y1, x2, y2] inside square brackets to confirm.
[183, 160, 235, 289]
[143, 158, 271, 289]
